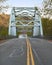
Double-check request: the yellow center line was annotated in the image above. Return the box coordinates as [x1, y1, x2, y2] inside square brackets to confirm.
[27, 39, 30, 65]
[30, 44, 35, 65]
[26, 38, 35, 65]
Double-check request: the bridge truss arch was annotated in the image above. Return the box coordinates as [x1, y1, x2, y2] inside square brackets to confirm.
[9, 7, 43, 36]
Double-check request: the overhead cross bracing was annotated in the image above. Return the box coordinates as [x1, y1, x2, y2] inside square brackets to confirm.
[14, 7, 34, 17]
[8, 7, 43, 36]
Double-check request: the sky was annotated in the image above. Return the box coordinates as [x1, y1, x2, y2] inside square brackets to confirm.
[5, 0, 43, 7]
[2, 0, 43, 14]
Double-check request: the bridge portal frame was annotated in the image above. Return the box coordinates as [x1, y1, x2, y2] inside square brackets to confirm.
[9, 7, 43, 36]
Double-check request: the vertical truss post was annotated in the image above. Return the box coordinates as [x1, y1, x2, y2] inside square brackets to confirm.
[33, 10, 43, 36]
[39, 16, 43, 36]
[8, 7, 16, 36]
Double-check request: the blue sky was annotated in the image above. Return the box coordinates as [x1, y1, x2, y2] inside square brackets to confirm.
[5, 0, 43, 7]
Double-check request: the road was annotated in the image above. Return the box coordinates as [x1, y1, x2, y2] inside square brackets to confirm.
[0, 38, 52, 65]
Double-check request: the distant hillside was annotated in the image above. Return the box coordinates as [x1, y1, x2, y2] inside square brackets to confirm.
[0, 14, 10, 27]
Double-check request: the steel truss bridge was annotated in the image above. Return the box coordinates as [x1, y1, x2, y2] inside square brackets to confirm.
[9, 7, 43, 36]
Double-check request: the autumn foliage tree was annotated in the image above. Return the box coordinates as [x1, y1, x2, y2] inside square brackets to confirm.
[43, 0, 52, 18]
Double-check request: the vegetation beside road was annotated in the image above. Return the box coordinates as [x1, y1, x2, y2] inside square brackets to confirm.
[42, 18, 52, 36]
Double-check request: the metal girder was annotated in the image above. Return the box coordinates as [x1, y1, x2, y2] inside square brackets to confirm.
[15, 10, 34, 16]
[11, 24, 40, 27]
[15, 20, 34, 23]
[8, 7, 43, 36]
[11, 25, 34, 27]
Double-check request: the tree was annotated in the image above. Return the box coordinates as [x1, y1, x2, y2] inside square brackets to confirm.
[0, 0, 7, 2]
[34, 7, 38, 11]
[42, 0, 52, 18]
[0, 0, 9, 13]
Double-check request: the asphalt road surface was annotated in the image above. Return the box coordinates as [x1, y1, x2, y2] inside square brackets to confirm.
[0, 38, 52, 65]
